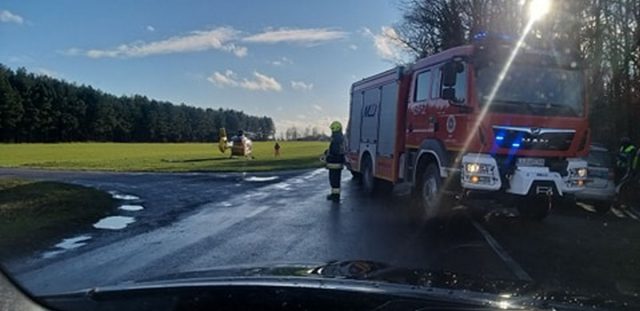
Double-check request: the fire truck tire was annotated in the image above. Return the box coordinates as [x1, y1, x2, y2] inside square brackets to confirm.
[350, 170, 362, 181]
[517, 197, 550, 221]
[419, 163, 443, 219]
[361, 156, 376, 194]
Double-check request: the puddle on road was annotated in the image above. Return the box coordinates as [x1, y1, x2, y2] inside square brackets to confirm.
[304, 169, 325, 179]
[42, 250, 64, 259]
[42, 235, 92, 259]
[272, 182, 292, 191]
[55, 235, 92, 249]
[108, 191, 140, 201]
[119, 204, 144, 212]
[245, 176, 279, 182]
[93, 216, 135, 230]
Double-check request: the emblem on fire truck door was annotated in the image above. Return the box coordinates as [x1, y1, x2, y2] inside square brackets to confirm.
[446, 115, 456, 133]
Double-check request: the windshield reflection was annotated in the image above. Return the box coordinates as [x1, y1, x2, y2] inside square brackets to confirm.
[476, 64, 584, 117]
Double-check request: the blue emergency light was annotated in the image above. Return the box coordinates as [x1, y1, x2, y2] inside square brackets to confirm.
[472, 32, 513, 43]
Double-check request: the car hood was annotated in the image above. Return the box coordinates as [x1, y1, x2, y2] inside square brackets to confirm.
[135, 260, 533, 294]
[42, 260, 635, 310]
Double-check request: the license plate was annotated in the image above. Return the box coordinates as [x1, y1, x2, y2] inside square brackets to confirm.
[517, 157, 545, 167]
[536, 186, 553, 195]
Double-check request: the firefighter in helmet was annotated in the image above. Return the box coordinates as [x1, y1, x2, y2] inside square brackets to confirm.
[325, 121, 345, 202]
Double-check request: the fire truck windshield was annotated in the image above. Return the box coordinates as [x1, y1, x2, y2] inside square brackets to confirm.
[475, 64, 584, 117]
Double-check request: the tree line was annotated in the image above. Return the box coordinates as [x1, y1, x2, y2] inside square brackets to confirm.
[0, 65, 275, 143]
[395, 0, 640, 147]
[279, 126, 330, 141]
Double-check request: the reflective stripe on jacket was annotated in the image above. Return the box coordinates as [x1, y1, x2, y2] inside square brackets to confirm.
[618, 145, 637, 168]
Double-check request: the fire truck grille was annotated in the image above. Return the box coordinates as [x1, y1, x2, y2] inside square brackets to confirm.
[492, 126, 575, 151]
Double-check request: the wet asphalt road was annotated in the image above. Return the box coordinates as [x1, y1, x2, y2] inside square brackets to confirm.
[0, 168, 513, 295]
[1, 167, 639, 302]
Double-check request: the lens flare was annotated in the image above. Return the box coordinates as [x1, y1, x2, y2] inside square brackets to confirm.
[459, 18, 536, 157]
[529, 0, 551, 21]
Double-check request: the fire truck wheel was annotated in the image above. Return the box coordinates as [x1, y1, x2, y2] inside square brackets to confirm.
[350, 170, 362, 182]
[361, 156, 375, 194]
[517, 197, 550, 221]
[420, 163, 443, 218]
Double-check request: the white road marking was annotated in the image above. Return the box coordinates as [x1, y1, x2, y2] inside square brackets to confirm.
[630, 207, 640, 220]
[611, 207, 626, 218]
[472, 221, 533, 282]
[622, 209, 639, 220]
[245, 176, 279, 182]
[576, 202, 596, 213]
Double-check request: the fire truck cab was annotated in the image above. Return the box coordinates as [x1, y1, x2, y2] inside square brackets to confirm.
[346, 35, 589, 220]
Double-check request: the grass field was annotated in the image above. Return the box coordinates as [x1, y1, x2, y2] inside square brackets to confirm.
[0, 141, 327, 172]
[0, 178, 114, 255]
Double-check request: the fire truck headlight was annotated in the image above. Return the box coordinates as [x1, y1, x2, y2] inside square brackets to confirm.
[577, 168, 587, 178]
[464, 163, 493, 175]
[461, 154, 501, 190]
[568, 167, 588, 179]
[466, 163, 480, 174]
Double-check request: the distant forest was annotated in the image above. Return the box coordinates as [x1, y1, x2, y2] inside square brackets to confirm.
[0, 65, 275, 143]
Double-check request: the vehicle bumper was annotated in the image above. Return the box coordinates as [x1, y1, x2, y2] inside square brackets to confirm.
[460, 153, 588, 197]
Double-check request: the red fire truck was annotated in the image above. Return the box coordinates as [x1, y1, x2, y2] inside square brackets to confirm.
[345, 35, 589, 220]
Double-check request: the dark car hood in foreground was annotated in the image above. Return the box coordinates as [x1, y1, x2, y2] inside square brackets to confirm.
[41, 260, 635, 310]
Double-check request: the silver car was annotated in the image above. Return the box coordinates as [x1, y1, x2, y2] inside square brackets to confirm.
[575, 145, 616, 213]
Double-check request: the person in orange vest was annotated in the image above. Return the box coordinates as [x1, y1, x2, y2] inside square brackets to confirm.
[325, 121, 345, 202]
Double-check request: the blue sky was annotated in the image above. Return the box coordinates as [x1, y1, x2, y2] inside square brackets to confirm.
[0, 0, 407, 135]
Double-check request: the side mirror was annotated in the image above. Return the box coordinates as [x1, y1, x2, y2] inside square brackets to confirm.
[442, 61, 463, 87]
[442, 88, 456, 101]
[442, 64, 457, 87]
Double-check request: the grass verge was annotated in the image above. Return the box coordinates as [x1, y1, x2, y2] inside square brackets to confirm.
[0, 178, 115, 257]
[0, 141, 327, 172]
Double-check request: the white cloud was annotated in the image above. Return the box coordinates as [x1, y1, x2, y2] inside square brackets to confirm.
[349, 44, 358, 50]
[76, 27, 247, 58]
[243, 72, 281, 91]
[230, 45, 248, 57]
[312, 104, 323, 112]
[208, 70, 282, 92]
[243, 27, 347, 45]
[363, 26, 407, 63]
[0, 10, 23, 24]
[208, 69, 239, 87]
[66, 26, 350, 60]
[290, 80, 313, 91]
[271, 56, 292, 66]
[297, 114, 307, 119]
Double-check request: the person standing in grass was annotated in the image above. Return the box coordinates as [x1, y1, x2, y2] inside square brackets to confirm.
[274, 142, 281, 157]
